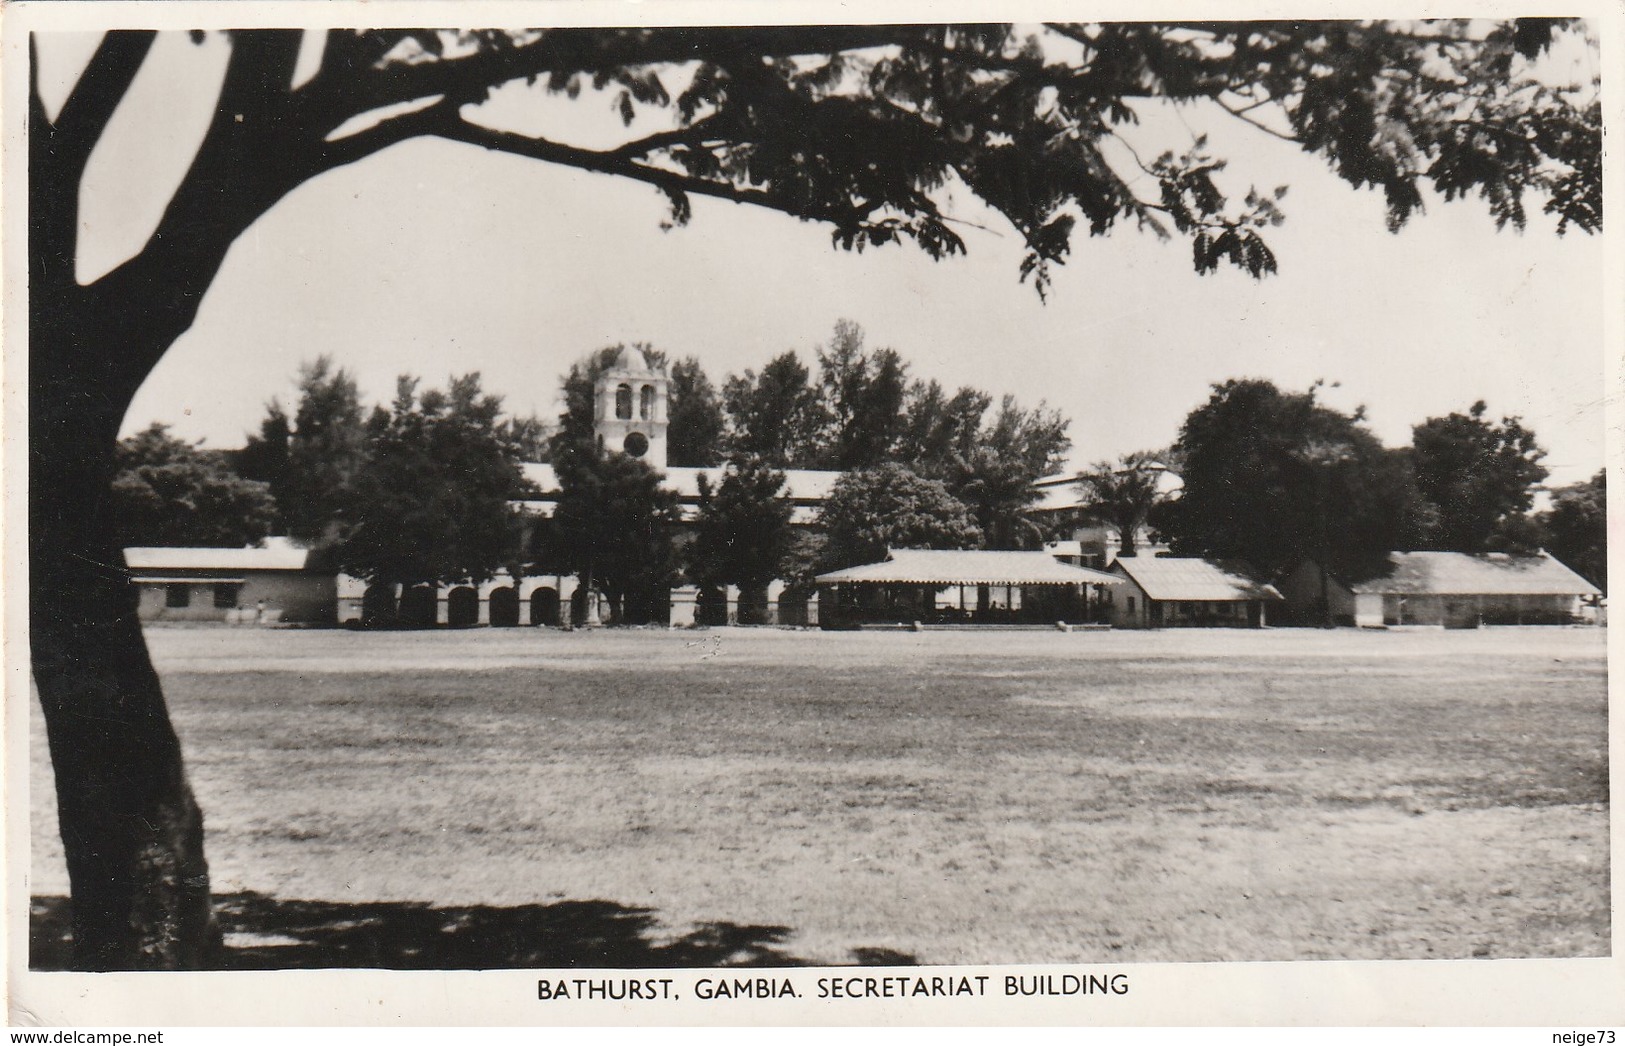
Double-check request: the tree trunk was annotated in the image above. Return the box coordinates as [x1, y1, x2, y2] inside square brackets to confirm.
[30, 281, 218, 970]
[737, 583, 770, 625]
[1115, 510, 1139, 558]
[25, 27, 392, 970]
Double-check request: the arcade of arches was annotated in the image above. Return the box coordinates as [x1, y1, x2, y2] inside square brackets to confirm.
[353, 578, 565, 627]
[342, 574, 811, 628]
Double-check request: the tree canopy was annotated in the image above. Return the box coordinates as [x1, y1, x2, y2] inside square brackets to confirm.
[713, 321, 1069, 547]
[666, 357, 727, 468]
[688, 456, 797, 620]
[1160, 379, 1429, 579]
[548, 440, 682, 624]
[111, 424, 277, 549]
[336, 374, 531, 588]
[947, 397, 1071, 549]
[1409, 401, 1548, 553]
[893, 381, 991, 479]
[1076, 451, 1173, 557]
[721, 351, 828, 467]
[818, 463, 984, 571]
[238, 356, 368, 544]
[1539, 470, 1606, 592]
[136, 19, 1592, 304]
[816, 320, 910, 471]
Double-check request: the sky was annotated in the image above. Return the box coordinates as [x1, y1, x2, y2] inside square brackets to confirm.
[40, 26, 1610, 488]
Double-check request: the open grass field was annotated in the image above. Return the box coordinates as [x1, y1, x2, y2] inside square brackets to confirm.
[29, 624, 1610, 968]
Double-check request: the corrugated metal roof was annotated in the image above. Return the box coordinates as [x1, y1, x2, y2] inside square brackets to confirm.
[1112, 557, 1282, 602]
[816, 548, 1123, 586]
[124, 544, 316, 572]
[1348, 551, 1600, 596]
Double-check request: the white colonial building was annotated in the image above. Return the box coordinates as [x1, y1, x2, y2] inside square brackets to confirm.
[135, 345, 1129, 630]
[335, 345, 845, 627]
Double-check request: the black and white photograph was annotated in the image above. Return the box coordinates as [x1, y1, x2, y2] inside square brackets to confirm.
[5, 1, 1620, 1028]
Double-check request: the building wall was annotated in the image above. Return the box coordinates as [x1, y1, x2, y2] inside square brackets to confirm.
[1277, 561, 1357, 625]
[1281, 558, 1590, 627]
[1378, 592, 1581, 627]
[1103, 567, 1271, 628]
[670, 581, 818, 627]
[338, 573, 577, 626]
[1354, 592, 1385, 627]
[135, 572, 336, 624]
[334, 573, 825, 629]
[1154, 599, 1265, 627]
[1104, 577, 1151, 628]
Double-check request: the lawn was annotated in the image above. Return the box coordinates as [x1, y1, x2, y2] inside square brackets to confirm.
[28, 624, 1610, 968]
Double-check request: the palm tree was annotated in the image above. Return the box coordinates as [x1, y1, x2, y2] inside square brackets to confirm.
[1076, 451, 1178, 557]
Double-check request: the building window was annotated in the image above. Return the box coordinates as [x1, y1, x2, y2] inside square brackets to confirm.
[166, 584, 191, 609]
[1126, 596, 1136, 614]
[214, 583, 241, 609]
[623, 431, 649, 457]
[615, 383, 632, 420]
[640, 384, 655, 420]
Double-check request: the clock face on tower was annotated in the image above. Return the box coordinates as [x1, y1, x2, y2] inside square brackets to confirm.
[623, 431, 650, 457]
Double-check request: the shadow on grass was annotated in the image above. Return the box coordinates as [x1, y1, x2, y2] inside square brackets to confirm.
[30, 893, 917, 971]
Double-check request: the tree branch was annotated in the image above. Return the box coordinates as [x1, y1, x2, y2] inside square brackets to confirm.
[79, 31, 320, 394]
[600, 112, 735, 162]
[30, 36, 82, 289]
[49, 31, 157, 176]
[310, 98, 460, 174]
[1213, 98, 1299, 141]
[302, 26, 930, 137]
[431, 117, 874, 230]
[435, 119, 763, 204]
[217, 29, 304, 116]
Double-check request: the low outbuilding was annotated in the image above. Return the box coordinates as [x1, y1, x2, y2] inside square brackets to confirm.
[815, 547, 1122, 627]
[124, 538, 336, 624]
[1279, 551, 1600, 627]
[1106, 557, 1281, 628]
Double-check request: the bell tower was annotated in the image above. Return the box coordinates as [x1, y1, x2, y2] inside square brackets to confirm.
[594, 345, 669, 469]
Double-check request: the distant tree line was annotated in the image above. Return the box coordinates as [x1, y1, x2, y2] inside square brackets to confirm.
[117, 357, 538, 605]
[1077, 379, 1605, 591]
[112, 321, 1074, 621]
[113, 354, 1606, 613]
[529, 322, 1072, 622]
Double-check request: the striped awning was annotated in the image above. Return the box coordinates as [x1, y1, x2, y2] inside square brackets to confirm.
[816, 548, 1123, 587]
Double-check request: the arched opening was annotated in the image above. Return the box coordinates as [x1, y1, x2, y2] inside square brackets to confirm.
[361, 583, 397, 626]
[696, 586, 729, 627]
[639, 384, 655, 420]
[615, 383, 632, 420]
[399, 585, 437, 627]
[737, 584, 770, 625]
[447, 586, 479, 627]
[621, 582, 670, 626]
[778, 590, 810, 627]
[570, 585, 591, 626]
[529, 586, 560, 626]
[489, 586, 519, 627]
